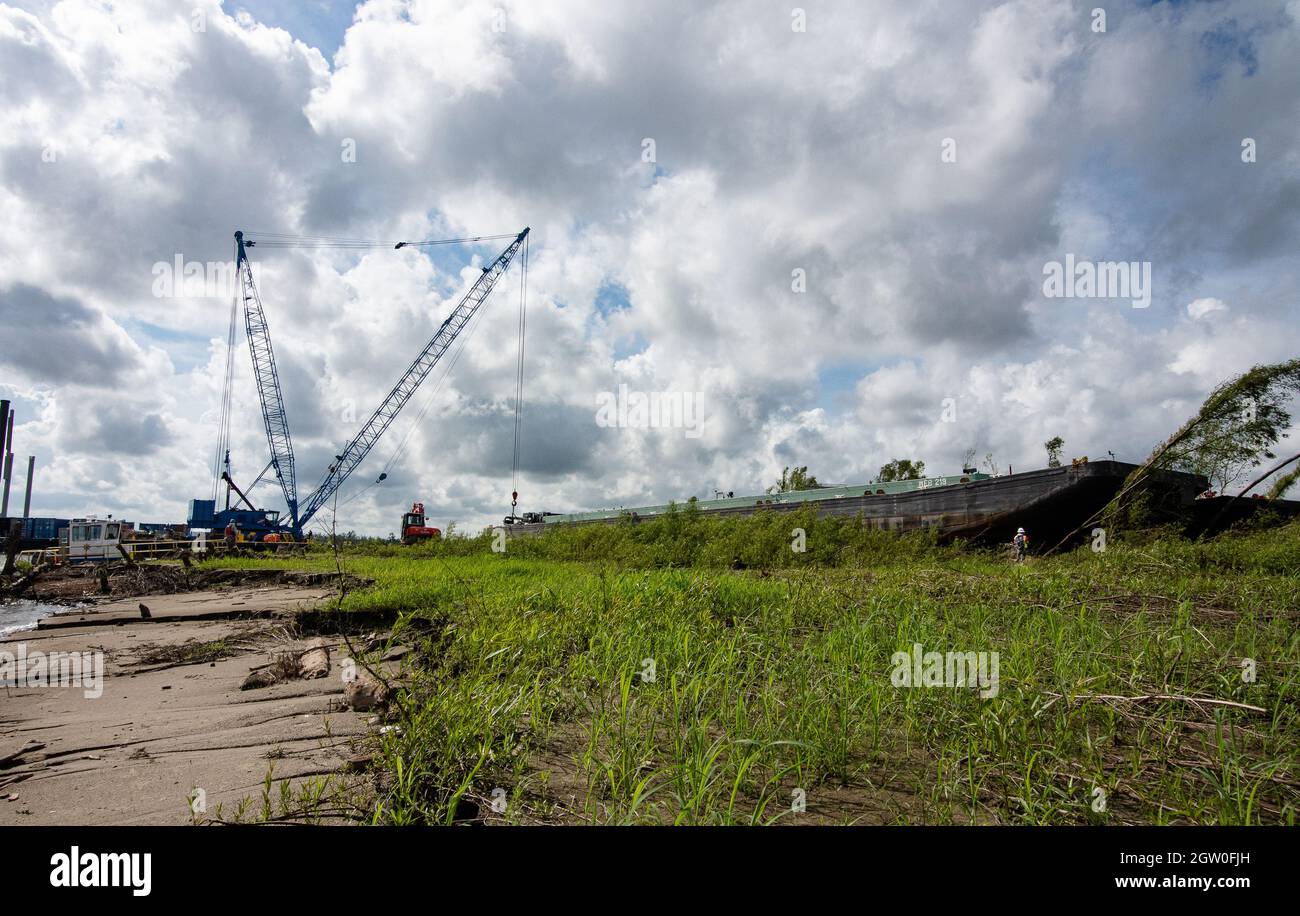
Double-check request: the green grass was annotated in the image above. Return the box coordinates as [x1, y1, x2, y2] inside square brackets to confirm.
[201, 512, 1300, 825]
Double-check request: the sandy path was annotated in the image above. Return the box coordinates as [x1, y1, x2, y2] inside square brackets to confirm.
[0, 586, 373, 825]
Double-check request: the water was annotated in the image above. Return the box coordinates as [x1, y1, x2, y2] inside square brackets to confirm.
[0, 600, 63, 637]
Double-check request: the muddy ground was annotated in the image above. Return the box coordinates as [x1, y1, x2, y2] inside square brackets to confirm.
[0, 566, 390, 825]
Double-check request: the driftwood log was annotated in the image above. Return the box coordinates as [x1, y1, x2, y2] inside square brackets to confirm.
[2, 563, 46, 598]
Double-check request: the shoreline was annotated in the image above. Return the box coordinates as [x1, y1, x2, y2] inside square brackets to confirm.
[0, 599, 69, 638]
[0, 583, 374, 825]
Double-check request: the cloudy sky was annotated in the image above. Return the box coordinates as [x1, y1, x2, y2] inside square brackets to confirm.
[1, 0, 1297, 536]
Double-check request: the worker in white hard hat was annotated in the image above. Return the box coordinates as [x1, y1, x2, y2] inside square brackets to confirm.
[1013, 527, 1028, 563]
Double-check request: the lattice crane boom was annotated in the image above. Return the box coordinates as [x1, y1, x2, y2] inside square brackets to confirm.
[234, 230, 299, 531]
[294, 227, 530, 532]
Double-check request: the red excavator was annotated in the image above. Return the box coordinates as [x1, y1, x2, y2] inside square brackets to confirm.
[400, 502, 441, 545]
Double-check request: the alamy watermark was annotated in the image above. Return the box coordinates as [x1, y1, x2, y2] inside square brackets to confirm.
[1042, 254, 1151, 309]
[49, 847, 150, 896]
[890, 643, 1000, 698]
[151, 255, 238, 299]
[595, 384, 705, 439]
[1, 644, 104, 699]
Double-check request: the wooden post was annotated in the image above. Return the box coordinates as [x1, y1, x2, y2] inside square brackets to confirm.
[2, 520, 21, 577]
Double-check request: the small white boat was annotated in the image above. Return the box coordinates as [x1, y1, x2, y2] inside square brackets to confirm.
[66, 517, 133, 563]
[17, 518, 194, 567]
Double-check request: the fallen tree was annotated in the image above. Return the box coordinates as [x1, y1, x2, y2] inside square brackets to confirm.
[1046, 358, 1300, 554]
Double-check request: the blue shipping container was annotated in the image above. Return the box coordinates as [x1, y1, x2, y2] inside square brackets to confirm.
[11, 517, 70, 541]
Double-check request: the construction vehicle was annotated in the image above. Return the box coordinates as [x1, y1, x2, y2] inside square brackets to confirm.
[187, 470, 283, 544]
[189, 228, 530, 540]
[505, 510, 557, 525]
[400, 502, 441, 545]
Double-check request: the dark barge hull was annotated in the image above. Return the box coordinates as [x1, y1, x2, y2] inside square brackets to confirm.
[505, 462, 1259, 546]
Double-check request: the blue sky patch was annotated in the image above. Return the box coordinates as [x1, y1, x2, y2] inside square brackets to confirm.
[228, 0, 357, 61]
[613, 331, 648, 362]
[815, 361, 874, 414]
[594, 281, 632, 318]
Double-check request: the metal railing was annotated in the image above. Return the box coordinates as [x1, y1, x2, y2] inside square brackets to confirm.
[17, 537, 305, 567]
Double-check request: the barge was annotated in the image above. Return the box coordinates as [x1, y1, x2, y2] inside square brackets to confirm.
[507, 461, 1233, 545]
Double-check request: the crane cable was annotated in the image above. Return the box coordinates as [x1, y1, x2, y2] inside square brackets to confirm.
[223, 229, 529, 518]
[241, 231, 518, 250]
[510, 234, 529, 517]
[211, 238, 241, 502]
[336, 237, 529, 516]
[333, 295, 494, 510]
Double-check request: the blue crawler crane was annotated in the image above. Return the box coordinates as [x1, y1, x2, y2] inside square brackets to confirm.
[189, 227, 530, 542]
